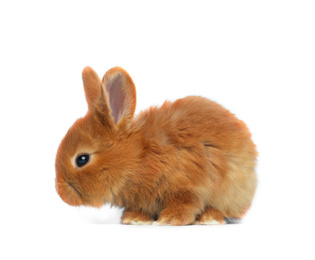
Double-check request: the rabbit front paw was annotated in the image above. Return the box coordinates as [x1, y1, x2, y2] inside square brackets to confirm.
[154, 208, 196, 226]
[121, 210, 153, 225]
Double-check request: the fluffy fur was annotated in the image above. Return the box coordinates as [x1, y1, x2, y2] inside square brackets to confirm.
[55, 66, 258, 225]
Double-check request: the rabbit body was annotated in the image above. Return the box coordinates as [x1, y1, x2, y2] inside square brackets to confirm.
[55, 67, 257, 225]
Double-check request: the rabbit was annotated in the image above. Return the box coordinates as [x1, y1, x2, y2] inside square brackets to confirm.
[55, 66, 258, 225]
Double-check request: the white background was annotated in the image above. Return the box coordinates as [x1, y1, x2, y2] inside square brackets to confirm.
[1, 1, 314, 259]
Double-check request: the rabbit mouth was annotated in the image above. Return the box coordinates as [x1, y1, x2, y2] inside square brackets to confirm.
[67, 182, 82, 198]
[56, 179, 84, 206]
[64, 181, 103, 208]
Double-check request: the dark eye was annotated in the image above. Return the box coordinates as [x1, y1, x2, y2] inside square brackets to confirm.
[75, 154, 90, 168]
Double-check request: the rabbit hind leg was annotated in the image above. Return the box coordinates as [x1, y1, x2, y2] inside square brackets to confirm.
[193, 207, 226, 225]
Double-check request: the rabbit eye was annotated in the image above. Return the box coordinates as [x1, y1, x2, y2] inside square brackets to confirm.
[75, 154, 90, 168]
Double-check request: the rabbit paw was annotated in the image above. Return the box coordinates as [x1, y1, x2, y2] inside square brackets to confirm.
[129, 220, 154, 225]
[121, 210, 153, 225]
[155, 209, 196, 226]
[193, 207, 226, 225]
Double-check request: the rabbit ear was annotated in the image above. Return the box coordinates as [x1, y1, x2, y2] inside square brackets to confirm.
[102, 67, 136, 126]
[82, 67, 115, 128]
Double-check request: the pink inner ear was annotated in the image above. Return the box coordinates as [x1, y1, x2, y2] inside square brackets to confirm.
[106, 76, 126, 124]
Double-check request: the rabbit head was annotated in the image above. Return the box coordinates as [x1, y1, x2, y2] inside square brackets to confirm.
[55, 67, 137, 208]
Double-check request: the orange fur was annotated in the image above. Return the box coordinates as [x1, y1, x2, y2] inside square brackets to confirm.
[55, 66, 258, 225]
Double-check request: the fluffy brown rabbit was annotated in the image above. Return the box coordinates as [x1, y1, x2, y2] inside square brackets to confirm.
[55, 66, 257, 225]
